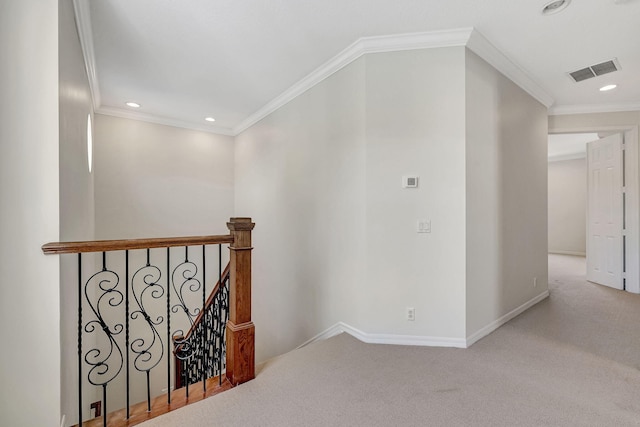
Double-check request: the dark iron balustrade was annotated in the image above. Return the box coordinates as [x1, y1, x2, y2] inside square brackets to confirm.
[43, 218, 255, 427]
[174, 263, 231, 394]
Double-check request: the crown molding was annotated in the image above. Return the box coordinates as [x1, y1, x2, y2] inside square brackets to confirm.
[549, 102, 640, 116]
[96, 106, 236, 136]
[73, 0, 100, 110]
[466, 31, 554, 108]
[234, 28, 554, 135]
[73, 17, 556, 137]
[233, 28, 476, 135]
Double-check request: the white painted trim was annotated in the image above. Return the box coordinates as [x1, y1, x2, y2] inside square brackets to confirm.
[72, 0, 100, 110]
[548, 152, 586, 162]
[297, 322, 467, 349]
[233, 28, 474, 135]
[96, 106, 236, 136]
[549, 103, 640, 116]
[465, 290, 550, 347]
[296, 322, 350, 349]
[623, 126, 640, 294]
[548, 250, 586, 257]
[234, 27, 554, 135]
[466, 31, 554, 108]
[72, 21, 554, 137]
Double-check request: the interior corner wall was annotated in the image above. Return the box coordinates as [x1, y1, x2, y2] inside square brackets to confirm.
[235, 47, 468, 362]
[59, 0, 97, 424]
[464, 49, 548, 338]
[234, 57, 367, 362]
[0, 1, 61, 426]
[93, 114, 235, 239]
[548, 158, 587, 255]
[363, 48, 467, 338]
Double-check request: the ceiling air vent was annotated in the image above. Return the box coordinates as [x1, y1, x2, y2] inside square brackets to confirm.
[568, 59, 620, 83]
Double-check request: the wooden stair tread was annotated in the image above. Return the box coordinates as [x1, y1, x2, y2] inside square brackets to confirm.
[77, 376, 233, 427]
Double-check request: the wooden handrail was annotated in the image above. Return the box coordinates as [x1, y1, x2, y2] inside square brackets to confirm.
[41, 234, 234, 255]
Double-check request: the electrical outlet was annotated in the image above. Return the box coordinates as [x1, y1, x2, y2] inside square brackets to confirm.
[407, 307, 415, 321]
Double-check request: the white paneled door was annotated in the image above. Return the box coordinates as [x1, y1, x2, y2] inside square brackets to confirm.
[587, 133, 624, 290]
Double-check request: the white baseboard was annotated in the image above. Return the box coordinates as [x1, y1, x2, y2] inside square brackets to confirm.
[548, 250, 586, 257]
[298, 322, 467, 349]
[465, 290, 550, 347]
[298, 291, 549, 351]
[296, 323, 348, 349]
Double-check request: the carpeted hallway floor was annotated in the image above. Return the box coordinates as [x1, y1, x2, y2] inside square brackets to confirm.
[140, 254, 640, 426]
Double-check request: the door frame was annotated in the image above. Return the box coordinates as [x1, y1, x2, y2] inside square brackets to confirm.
[549, 124, 640, 293]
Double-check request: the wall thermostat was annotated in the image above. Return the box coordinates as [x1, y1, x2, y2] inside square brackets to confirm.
[402, 175, 419, 188]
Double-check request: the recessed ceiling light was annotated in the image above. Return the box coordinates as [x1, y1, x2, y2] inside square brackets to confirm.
[600, 84, 617, 91]
[542, 0, 571, 15]
[205, 117, 216, 122]
[126, 102, 141, 108]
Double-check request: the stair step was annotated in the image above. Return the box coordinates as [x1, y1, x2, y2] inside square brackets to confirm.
[75, 376, 233, 427]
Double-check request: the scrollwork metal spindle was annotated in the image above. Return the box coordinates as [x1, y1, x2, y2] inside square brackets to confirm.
[84, 253, 124, 427]
[171, 246, 204, 397]
[131, 249, 165, 411]
[174, 263, 230, 389]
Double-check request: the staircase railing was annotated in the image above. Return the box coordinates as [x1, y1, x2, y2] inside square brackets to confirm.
[42, 217, 255, 427]
[173, 263, 231, 391]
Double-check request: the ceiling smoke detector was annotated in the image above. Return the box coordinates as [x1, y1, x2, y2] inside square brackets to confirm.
[542, 0, 571, 15]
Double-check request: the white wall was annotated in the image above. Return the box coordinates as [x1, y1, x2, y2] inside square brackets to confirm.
[548, 158, 587, 255]
[235, 57, 367, 361]
[549, 111, 640, 131]
[236, 47, 471, 362]
[236, 45, 551, 361]
[0, 1, 61, 426]
[59, 0, 97, 423]
[465, 50, 549, 338]
[363, 48, 467, 338]
[94, 114, 235, 239]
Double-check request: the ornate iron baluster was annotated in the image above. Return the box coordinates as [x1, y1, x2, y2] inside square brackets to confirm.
[125, 251, 130, 419]
[78, 253, 83, 426]
[166, 248, 171, 404]
[84, 252, 124, 427]
[202, 245, 207, 392]
[171, 246, 203, 397]
[131, 249, 165, 412]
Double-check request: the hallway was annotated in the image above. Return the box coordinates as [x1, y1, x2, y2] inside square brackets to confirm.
[135, 254, 640, 427]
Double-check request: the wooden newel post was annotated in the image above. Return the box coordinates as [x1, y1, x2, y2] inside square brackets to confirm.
[225, 217, 256, 385]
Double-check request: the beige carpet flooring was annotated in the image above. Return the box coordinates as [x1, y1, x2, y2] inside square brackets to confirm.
[140, 255, 640, 426]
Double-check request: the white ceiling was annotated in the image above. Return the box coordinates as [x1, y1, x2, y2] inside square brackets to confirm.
[76, 0, 640, 135]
